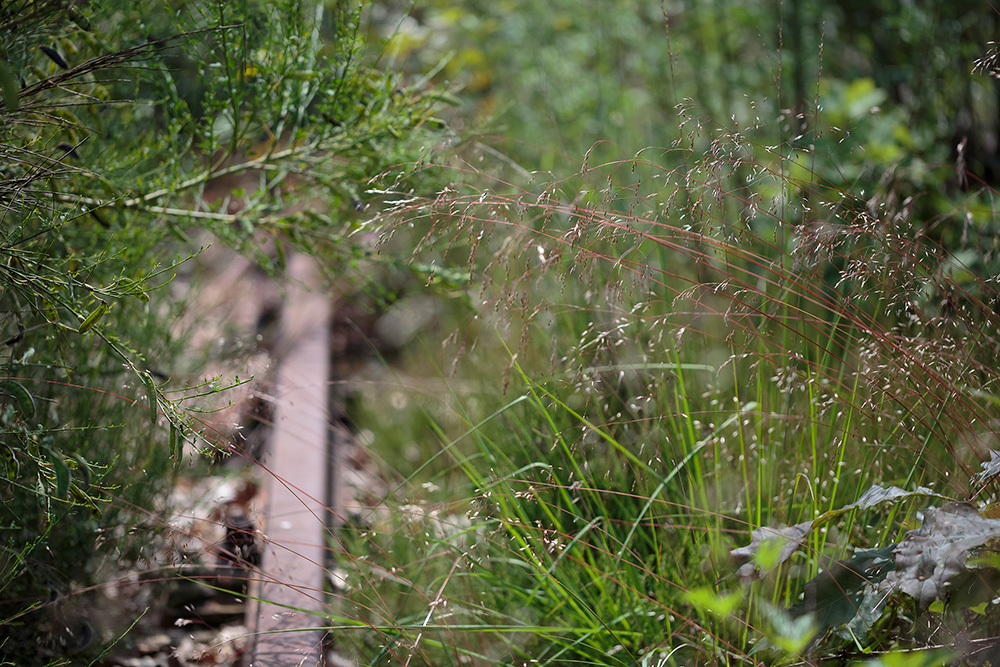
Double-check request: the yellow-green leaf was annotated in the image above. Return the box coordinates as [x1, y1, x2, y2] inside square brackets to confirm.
[70, 484, 102, 517]
[77, 300, 109, 333]
[685, 587, 743, 620]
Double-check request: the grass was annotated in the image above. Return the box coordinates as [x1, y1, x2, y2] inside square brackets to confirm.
[11, 57, 989, 667]
[5, 1, 1000, 665]
[313, 111, 1000, 665]
[19, 115, 989, 664]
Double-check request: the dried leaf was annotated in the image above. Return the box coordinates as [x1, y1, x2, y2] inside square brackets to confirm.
[731, 521, 812, 579]
[885, 502, 1000, 608]
[813, 484, 943, 527]
[734, 485, 938, 580]
[973, 450, 1000, 485]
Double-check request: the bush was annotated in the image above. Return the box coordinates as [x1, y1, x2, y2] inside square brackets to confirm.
[0, 0, 448, 662]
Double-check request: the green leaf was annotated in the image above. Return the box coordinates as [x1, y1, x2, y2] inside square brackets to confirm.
[274, 237, 287, 271]
[118, 277, 150, 303]
[69, 484, 101, 517]
[142, 372, 157, 424]
[758, 603, 817, 657]
[865, 648, 956, 667]
[844, 77, 887, 119]
[685, 587, 743, 620]
[169, 422, 180, 462]
[0, 59, 18, 112]
[0, 379, 36, 420]
[944, 566, 1000, 612]
[69, 453, 91, 488]
[48, 451, 70, 498]
[68, 5, 92, 31]
[424, 90, 463, 106]
[77, 300, 110, 333]
[791, 546, 895, 638]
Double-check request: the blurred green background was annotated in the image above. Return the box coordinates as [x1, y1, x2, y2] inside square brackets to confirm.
[375, 0, 999, 180]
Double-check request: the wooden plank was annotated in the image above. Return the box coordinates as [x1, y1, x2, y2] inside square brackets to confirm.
[247, 254, 331, 666]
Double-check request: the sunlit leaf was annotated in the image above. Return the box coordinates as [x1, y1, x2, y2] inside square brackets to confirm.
[865, 648, 955, 667]
[77, 300, 110, 333]
[684, 587, 743, 619]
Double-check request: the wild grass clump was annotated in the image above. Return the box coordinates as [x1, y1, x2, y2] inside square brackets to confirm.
[324, 105, 1000, 664]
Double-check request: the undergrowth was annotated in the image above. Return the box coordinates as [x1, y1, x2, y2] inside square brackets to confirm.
[319, 96, 1000, 665]
[5, 1, 999, 666]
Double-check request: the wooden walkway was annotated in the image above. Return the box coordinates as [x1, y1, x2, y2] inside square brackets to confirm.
[246, 254, 335, 666]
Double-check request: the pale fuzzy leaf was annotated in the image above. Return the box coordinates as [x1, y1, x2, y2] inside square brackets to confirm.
[813, 484, 944, 528]
[885, 502, 1000, 608]
[973, 450, 1000, 485]
[735, 485, 940, 580]
[731, 521, 812, 579]
[853, 484, 937, 510]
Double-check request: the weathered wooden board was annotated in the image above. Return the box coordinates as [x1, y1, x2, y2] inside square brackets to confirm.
[247, 254, 332, 666]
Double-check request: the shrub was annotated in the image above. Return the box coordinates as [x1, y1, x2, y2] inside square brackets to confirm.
[0, 0, 448, 662]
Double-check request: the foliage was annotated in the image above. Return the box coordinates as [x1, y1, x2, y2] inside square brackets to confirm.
[244, 1, 1000, 663]
[377, 1, 998, 178]
[4, 0, 998, 665]
[321, 16, 1000, 658]
[0, 0, 448, 662]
